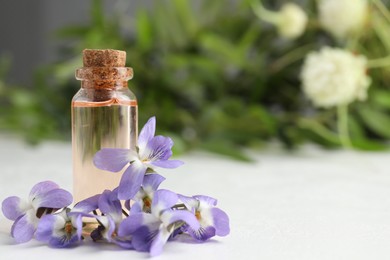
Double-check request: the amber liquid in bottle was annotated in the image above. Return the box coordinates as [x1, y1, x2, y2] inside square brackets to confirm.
[72, 99, 137, 202]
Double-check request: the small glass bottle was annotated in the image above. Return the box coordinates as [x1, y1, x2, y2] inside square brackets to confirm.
[72, 49, 137, 202]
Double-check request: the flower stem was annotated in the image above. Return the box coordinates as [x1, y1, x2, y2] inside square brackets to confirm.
[346, 32, 361, 51]
[367, 55, 390, 68]
[251, 0, 280, 24]
[270, 44, 314, 72]
[297, 118, 340, 144]
[122, 209, 129, 217]
[372, 0, 390, 24]
[337, 105, 352, 149]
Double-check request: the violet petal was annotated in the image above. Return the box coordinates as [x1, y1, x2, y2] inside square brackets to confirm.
[132, 226, 157, 252]
[163, 209, 200, 231]
[124, 199, 131, 211]
[143, 174, 165, 192]
[73, 214, 84, 240]
[143, 136, 173, 161]
[212, 208, 230, 236]
[114, 239, 133, 249]
[118, 161, 147, 200]
[151, 159, 184, 169]
[138, 116, 156, 152]
[35, 214, 57, 242]
[96, 215, 116, 241]
[152, 189, 178, 214]
[11, 211, 36, 243]
[49, 233, 79, 248]
[106, 216, 116, 240]
[194, 195, 218, 207]
[93, 148, 134, 172]
[2, 196, 26, 221]
[188, 226, 216, 241]
[129, 201, 143, 214]
[29, 181, 59, 200]
[118, 214, 142, 237]
[32, 188, 72, 209]
[73, 194, 100, 213]
[177, 194, 198, 210]
[118, 213, 157, 236]
[98, 190, 122, 222]
[150, 228, 171, 257]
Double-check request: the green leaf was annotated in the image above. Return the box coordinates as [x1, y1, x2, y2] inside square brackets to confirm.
[153, 1, 189, 49]
[173, 0, 198, 37]
[358, 106, 390, 138]
[10, 90, 37, 108]
[91, 0, 104, 30]
[199, 33, 244, 67]
[351, 138, 388, 151]
[373, 14, 390, 53]
[237, 23, 261, 54]
[349, 115, 388, 151]
[371, 89, 390, 109]
[135, 10, 153, 52]
[297, 118, 340, 145]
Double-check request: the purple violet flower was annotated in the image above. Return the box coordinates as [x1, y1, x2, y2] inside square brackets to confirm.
[94, 117, 183, 200]
[178, 195, 230, 241]
[35, 209, 83, 248]
[93, 189, 123, 242]
[128, 174, 166, 214]
[1, 181, 73, 243]
[118, 189, 200, 256]
[72, 189, 133, 249]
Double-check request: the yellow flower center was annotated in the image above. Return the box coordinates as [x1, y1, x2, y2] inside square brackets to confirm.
[195, 211, 202, 220]
[65, 222, 73, 234]
[142, 196, 152, 213]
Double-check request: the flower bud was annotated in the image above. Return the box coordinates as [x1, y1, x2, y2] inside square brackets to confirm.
[318, 0, 368, 39]
[277, 3, 308, 39]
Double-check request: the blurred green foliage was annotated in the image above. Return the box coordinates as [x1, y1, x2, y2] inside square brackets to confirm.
[1, 0, 390, 160]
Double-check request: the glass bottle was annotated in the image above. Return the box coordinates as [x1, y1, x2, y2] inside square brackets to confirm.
[72, 49, 137, 202]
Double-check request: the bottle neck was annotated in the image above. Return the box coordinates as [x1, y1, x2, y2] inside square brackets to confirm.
[80, 81, 128, 102]
[75, 67, 133, 102]
[81, 80, 128, 90]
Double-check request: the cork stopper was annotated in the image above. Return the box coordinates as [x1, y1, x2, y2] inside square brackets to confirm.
[83, 49, 126, 67]
[75, 49, 133, 101]
[75, 49, 133, 82]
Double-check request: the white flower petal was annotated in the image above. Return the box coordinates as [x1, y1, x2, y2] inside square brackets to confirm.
[301, 47, 370, 108]
[319, 0, 368, 38]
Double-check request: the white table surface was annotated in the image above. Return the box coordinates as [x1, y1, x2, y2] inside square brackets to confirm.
[1, 137, 390, 260]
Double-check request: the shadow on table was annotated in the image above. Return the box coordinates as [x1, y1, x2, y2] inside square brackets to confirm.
[173, 233, 221, 245]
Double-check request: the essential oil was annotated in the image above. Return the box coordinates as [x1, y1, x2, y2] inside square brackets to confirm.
[72, 49, 137, 202]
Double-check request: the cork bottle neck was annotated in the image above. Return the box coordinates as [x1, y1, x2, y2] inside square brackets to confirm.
[81, 81, 128, 90]
[79, 81, 130, 101]
[75, 67, 133, 90]
[76, 67, 133, 81]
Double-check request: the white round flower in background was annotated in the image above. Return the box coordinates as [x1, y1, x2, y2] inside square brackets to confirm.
[252, 2, 307, 39]
[300, 47, 371, 108]
[277, 3, 308, 39]
[318, 0, 368, 39]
